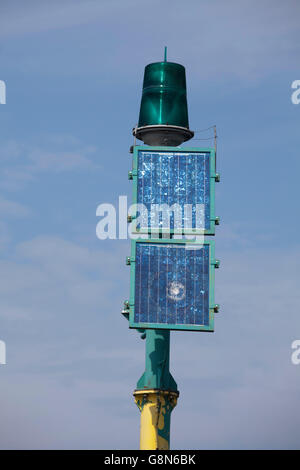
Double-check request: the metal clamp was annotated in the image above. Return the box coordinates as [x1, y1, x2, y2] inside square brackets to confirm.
[121, 309, 129, 320]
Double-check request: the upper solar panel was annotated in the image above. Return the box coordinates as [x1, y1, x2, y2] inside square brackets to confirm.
[130, 146, 216, 235]
[129, 239, 215, 332]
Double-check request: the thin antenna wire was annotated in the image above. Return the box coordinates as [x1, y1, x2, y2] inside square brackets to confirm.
[192, 124, 218, 169]
[214, 125, 217, 170]
[164, 46, 167, 62]
[193, 125, 216, 133]
[193, 137, 215, 141]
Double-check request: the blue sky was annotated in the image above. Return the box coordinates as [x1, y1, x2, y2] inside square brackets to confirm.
[0, 0, 299, 449]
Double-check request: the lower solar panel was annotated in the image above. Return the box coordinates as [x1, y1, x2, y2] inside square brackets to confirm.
[129, 239, 215, 331]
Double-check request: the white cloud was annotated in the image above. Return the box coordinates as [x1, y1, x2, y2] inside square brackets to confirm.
[1, 1, 299, 81]
[0, 373, 138, 449]
[28, 149, 93, 172]
[0, 0, 139, 38]
[0, 196, 31, 217]
[0, 221, 11, 251]
[0, 236, 128, 324]
[0, 138, 98, 191]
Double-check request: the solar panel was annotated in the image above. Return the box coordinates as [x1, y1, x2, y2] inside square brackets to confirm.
[129, 239, 215, 331]
[131, 147, 216, 235]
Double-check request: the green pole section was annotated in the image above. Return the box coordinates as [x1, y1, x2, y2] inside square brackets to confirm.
[136, 330, 177, 391]
[134, 330, 179, 449]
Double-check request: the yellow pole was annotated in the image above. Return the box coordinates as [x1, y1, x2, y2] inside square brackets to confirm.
[134, 389, 179, 450]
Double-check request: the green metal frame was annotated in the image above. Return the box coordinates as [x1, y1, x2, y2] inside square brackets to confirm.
[130, 145, 217, 236]
[128, 238, 215, 332]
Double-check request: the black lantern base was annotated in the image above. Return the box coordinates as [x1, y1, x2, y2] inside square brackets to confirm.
[133, 125, 194, 147]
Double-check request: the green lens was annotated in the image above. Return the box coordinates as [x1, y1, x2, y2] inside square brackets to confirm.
[138, 61, 190, 129]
